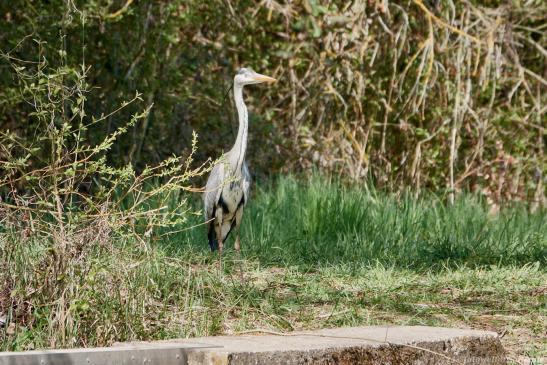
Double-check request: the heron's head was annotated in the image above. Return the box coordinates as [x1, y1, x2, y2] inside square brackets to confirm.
[234, 68, 276, 87]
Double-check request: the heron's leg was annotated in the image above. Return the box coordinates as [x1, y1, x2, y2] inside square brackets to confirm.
[234, 235, 240, 254]
[214, 207, 224, 269]
[234, 206, 244, 255]
[234, 206, 244, 280]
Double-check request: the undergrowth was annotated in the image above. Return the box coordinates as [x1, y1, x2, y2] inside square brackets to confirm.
[1, 177, 544, 358]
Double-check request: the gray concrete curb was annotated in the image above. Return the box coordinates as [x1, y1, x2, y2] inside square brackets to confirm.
[0, 326, 505, 365]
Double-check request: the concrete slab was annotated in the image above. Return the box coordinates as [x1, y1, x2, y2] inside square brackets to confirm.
[0, 326, 505, 365]
[167, 326, 506, 365]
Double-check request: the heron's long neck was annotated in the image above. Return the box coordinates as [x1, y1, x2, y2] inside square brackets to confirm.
[232, 84, 248, 171]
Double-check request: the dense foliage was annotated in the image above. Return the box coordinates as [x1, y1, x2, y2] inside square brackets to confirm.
[1, 0, 545, 204]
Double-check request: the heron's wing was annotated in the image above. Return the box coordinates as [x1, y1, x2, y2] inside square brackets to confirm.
[242, 162, 251, 205]
[203, 163, 224, 219]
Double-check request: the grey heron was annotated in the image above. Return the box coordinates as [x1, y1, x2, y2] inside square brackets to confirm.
[203, 68, 276, 256]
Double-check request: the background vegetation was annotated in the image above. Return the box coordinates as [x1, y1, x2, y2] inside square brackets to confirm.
[1, 0, 545, 203]
[0, 0, 545, 363]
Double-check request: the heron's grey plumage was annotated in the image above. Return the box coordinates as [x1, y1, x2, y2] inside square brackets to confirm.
[203, 68, 275, 253]
[203, 160, 250, 249]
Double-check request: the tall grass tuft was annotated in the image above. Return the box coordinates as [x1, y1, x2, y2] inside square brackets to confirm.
[247, 176, 546, 267]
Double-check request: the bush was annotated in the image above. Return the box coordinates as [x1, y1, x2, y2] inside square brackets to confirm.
[0, 33, 208, 347]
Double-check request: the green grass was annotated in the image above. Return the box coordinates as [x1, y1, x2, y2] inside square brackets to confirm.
[1, 176, 545, 362]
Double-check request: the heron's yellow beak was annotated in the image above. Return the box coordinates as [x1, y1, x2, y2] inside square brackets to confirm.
[252, 73, 277, 84]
